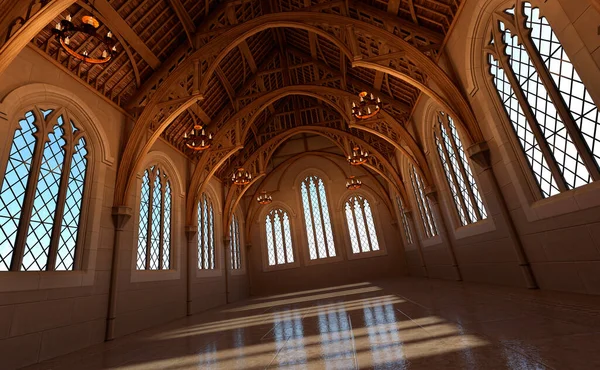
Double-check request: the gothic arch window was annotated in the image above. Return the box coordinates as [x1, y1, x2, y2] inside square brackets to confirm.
[395, 196, 413, 245]
[434, 112, 488, 226]
[409, 165, 438, 239]
[486, 1, 600, 199]
[265, 208, 294, 266]
[0, 108, 89, 272]
[300, 175, 336, 260]
[229, 213, 241, 270]
[136, 165, 172, 270]
[198, 193, 216, 270]
[0, 107, 88, 271]
[344, 195, 380, 254]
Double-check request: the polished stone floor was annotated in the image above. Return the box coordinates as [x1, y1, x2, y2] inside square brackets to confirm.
[25, 278, 600, 369]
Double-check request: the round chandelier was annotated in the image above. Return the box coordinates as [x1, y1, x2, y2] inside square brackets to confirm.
[52, 6, 117, 65]
[257, 190, 272, 205]
[348, 146, 369, 166]
[232, 168, 252, 186]
[184, 124, 213, 151]
[346, 176, 362, 190]
[352, 91, 381, 120]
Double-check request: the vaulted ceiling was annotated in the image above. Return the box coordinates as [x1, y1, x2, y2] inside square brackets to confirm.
[34, 0, 463, 174]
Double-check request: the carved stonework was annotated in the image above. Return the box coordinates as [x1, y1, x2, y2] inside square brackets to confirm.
[467, 141, 492, 170]
[112, 206, 133, 231]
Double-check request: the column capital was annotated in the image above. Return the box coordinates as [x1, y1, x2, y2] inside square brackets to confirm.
[112, 206, 133, 230]
[185, 225, 198, 238]
[467, 141, 492, 170]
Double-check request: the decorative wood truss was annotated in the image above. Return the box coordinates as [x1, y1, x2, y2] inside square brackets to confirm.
[0, 0, 485, 230]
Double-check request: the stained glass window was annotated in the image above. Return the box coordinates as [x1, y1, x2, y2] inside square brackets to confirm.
[265, 208, 294, 266]
[300, 176, 336, 260]
[395, 196, 413, 245]
[487, 1, 600, 199]
[198, 193, 215, 269]
[230, 214, 242, 270]
[136, 166, 171, 270]
[0, 108, 89, 271]
[434, 112, 488, 226]
[410, 166, 438, 238]
[344, 195, 380, 254]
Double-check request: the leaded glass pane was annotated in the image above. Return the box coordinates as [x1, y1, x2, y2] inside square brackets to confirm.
[363, 199, 380, 251]
[300, 176, 335, 260]
[229, 215, 241, 270]
[502, 22, 590, 189]
[56, 137, 87, 271]
[22, 123, 66, 271]
[0, 111, 37, 271]
[198, 194, 216, 269]
[149, 172, 162, 270]
[524, 3, 600, 168]
[136, 171, 150, 270]
[345, 202, 360, 254]
[395, 197, 413, 245]
[265, 209, 294, 266]
[410, 166, 438, 238]
[162, 181, 171, 269]
[489, 55, 560, 197]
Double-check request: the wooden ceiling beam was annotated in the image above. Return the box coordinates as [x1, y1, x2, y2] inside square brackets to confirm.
[216, 66, 237, 110]
[167, 0, 196, 48]
[90, 0, 161, 69]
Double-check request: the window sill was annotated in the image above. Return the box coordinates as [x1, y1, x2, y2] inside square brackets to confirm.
[524, 180, 600, 222]
[230, 268, 247, 276]
[453, 218, 496, 240]
[346, 249, 388, 260]
[262, 262, 301, 273]
[196, 269, 223, 278]
[421, 235, 443, 247]
[303, 254, 344, 267]
[130, 269, 181, 283]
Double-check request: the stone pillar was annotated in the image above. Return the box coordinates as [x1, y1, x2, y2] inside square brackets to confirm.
[223, 237, 231, 304]
[185, 225, 198, 316]
[468, 142, 537, 289]
[404, 210, 429, 278]
[106, 206, 133, 341]
[424, 187, 462, 281]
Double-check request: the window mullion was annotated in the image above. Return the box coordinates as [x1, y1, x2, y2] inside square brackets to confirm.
[279, 212, 288, 263]
[208, 204, 214, 269]
[350, 202, 362, 252]
[437, 129, 471, 224]
[493, 35, 569, 192]
[305, 181, 320, 257]
[271, 214, 279, 263]
[359, 200, 373, 252]
[199, 201, 205, 269]
[47, 140, 73, 271]
[518, 23, 600, 181]
[411, 173, 432, 238]
[314, 180, 330, 257]
[11, 127, 47, 271]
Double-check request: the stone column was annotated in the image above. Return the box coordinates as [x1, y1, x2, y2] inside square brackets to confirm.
[424, 187, 462, 281]
[106, 206, 132, 341]
[185, 225, 198, 316]
[468, 142, 537, 289]
[223, 237, 231, 304]
[404, 209, 429, 278]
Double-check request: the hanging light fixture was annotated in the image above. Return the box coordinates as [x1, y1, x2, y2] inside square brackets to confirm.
[52, 1, 117, 64]
[346, 176, 362, 190]
[348, 145, 369, 166]
[351, 91, 381, 120]
[184, 124, 213, 151]
[257, 190, 272, 205]
[232, 167, 252, 186]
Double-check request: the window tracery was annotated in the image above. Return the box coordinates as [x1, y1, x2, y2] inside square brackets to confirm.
[486, 1, 600, 198]
[300, 175, 336, 260]
[395, 196, 413, 245]
[344, 195, 380, 254]
[136, 165, 172, 270]
[434, 112, 488, 226]
[410, 166, 438, 239]
[265, 208, 294, 266]
[0, 108, 89, 272]
[198, 193, 215, 270]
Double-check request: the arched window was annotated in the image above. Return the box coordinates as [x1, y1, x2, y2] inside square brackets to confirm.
[265, 208, 294, 266]
[344, 195, 380, 254]
[395, 196, 413, 245]
[434, 112, 488, 226]
[229, 214, 241, 270]
[136, 166, 172, 270]
[487, 1, 600, 199]
[300, 175, 336, 260]
[198, 193, 215, 269]
[410, 165, 438, 238]
[0, 108, 89, 272]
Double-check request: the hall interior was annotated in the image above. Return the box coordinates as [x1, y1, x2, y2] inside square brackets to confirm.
[0, 0, 600, 368]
